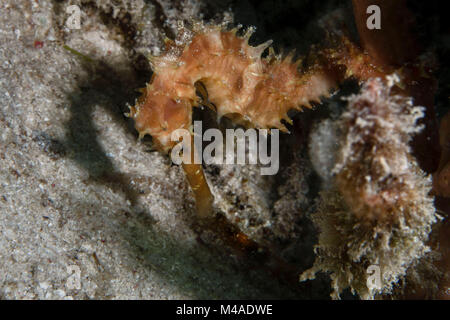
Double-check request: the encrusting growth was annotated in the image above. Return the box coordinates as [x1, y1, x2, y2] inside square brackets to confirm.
[129, 21, 339, 216]
[300, 77, 438, 299]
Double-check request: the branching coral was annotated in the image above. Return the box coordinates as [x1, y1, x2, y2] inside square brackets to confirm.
[300, 77, 438, 299]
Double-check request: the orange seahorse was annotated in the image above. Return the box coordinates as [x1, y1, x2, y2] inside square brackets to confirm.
[128, 21, 377, 216]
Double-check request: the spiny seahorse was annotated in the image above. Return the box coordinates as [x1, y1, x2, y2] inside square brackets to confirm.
[128, 21, 374, 216]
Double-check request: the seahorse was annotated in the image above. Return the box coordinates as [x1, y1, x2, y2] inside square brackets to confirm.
[128, 21, 376, 216]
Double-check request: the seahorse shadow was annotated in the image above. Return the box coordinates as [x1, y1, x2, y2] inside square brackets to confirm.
[62, 57, 151, 206]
